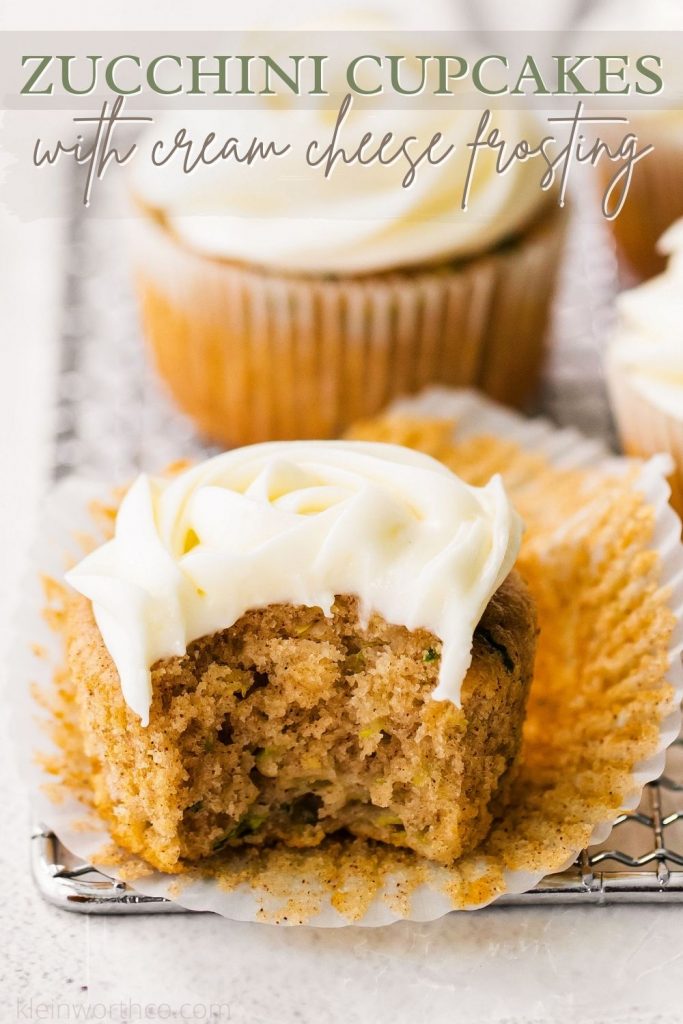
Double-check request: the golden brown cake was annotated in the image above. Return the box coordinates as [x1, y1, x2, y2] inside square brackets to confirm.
[600, 139, 683, 281]
[64, 579, 535, 874]
[579, 3, 683, 280]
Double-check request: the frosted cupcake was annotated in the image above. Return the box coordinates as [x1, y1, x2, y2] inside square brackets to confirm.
[64, 440, 534, 872]
[581, 0, 683, 279]
[607, 113, 683, 281]
[129, 96, 564, 446]
[606, 219, 683, 513]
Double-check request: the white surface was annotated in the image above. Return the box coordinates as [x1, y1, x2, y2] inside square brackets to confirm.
[1, 3, 683, 1021]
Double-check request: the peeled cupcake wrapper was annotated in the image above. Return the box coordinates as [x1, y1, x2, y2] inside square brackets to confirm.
[131, 205, 565, 446]
[10, 387, 683, 926]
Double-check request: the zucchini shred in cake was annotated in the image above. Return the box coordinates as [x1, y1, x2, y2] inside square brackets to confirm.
[61, 440, 535, 874]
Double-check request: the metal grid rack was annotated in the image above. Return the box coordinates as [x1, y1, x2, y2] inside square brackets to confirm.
[31, 739, 683, 911]
[34, 172, 683, 912]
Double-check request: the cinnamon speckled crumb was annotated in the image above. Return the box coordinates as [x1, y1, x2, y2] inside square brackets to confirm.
[64, 579, 535, 873]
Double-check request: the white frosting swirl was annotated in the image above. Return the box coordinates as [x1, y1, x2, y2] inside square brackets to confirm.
[131, 99, 550, 274]
[66, 441, 522, 725]
[609, 219, 683, 419]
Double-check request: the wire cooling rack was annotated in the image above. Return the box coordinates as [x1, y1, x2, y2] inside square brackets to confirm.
[32, 738, 683, 912]
[34, 172, 683, 912]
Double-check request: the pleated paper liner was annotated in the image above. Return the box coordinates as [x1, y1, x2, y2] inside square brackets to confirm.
[11, 387, 683, 925]
[131, 203, 565, 448]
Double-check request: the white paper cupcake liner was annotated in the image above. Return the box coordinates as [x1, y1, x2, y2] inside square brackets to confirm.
[8, 387, 683, 926]
[606, 359, 683, 518]
[131, 205, 565, 447]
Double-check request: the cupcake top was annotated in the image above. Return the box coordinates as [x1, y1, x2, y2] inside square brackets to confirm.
[66, 441, 522, 724]
[131, 100, 551, 275]
[608, 219, 683, 419]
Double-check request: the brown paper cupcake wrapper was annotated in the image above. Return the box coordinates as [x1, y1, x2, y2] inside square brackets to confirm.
[606, 358, 683, 517]
[599, 128, 683, 280]
[131, 205, 565, 447]
[11, 388, 683, 925]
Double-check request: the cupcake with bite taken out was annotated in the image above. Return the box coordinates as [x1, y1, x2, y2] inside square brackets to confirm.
[63, 440, 535, 872]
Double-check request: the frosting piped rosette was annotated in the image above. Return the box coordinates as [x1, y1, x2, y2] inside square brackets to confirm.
[66, 440, 522, 724]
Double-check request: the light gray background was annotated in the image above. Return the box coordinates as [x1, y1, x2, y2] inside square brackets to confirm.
[2, 3, 683, 1022]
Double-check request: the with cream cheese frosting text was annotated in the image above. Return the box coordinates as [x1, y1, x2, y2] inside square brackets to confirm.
[130, 97, 550, 275]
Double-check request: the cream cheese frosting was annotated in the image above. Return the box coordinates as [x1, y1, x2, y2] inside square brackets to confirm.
[131, 100, 550, 275]
[65, 441, 522, 725]
[608, 219, 683, 419]
[130, 4, 554, 274]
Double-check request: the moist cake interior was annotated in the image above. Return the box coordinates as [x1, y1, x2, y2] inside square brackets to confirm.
[65, 576, 536, 873]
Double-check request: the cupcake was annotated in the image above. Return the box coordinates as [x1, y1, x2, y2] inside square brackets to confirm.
[606, 219, 683, 514]
[64, 440, 535, 873]
[129, 95, 564, 446]
[604, 117, 683, 280]
[580, 0, 683, 279]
